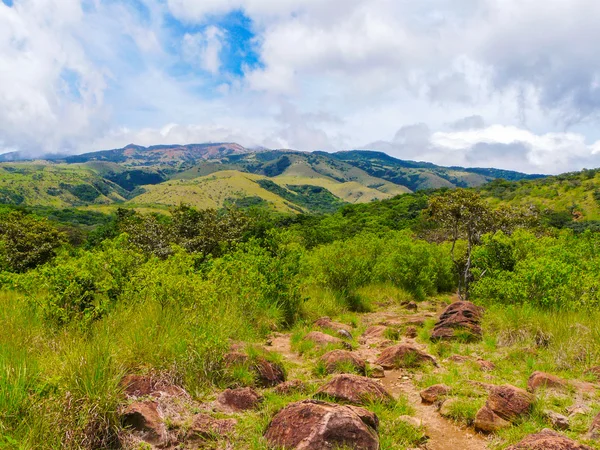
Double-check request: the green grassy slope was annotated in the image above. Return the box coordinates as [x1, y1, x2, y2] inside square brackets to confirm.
[0, 162, 128, 207]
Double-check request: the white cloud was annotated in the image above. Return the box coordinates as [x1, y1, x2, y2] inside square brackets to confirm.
[182, 26, 225, 74]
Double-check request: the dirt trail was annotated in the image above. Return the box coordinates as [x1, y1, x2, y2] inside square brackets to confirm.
[270, 301, 490, 450]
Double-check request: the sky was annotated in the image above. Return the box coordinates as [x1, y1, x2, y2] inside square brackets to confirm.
[3, 0, 600, 173]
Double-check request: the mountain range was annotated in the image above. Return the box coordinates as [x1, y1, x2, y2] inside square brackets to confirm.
[0, 143, 544, 214]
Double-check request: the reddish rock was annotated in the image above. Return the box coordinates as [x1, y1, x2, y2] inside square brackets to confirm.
[121, 375, 154, 397]
[474, 404, 510, 433]
[506, 429, 593, 449]
[448, 355, 471, 363]
[528, 372, 567, 392]
[224, 352, 286, 387]
[487, 385, 535, 422]
[374, 344, 437, 369]
[360, 325, 389, 343]
[477, 359, 496, 371]
[273, 380, 309, 395]
[264, 400, 379, 450]
[304, 331, 351, 349]
[586, 412, 600, 439]
[216, 387, 263, 412]
[315, 374, 393, 405]
[369, 364, 385, 379]
[188, 413, 237, 440]
[404, 301, 418, 311]
[405, 326, 418, 338]
[121, 401, 166, 445]
[314, 317, 352, 333]
[319, 350, 367, 375]
[431, 301, 483, 341]
[420, 384, 451, 404]
[545, 410, 570, 431]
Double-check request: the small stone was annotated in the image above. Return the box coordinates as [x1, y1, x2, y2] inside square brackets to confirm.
[420, 384, 451, 404]
[304, 331, 352, 350]
[405, 326, 418, 338]
[338, 329, 353, 340]
[319, 350, 367, 375]
[405, 301, 418, 311]
[272, 380, 309, 395]
[375, 344, 437, 369]
[369, 364, 385, 378]
[477, 359, 496, 371]
[586, 411, 600, 439]
[474, 404, 511, 433]
[544, 410, 570, 431]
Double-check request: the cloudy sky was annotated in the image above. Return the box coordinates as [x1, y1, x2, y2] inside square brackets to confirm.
[2, 0, 600, 173]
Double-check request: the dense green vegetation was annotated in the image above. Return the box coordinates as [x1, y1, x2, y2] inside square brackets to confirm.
[2, 172, 600, 449]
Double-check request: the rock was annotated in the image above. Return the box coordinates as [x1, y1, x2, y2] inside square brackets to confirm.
[215, 387, 263, 412]
[474, 404, 511, 433]
[188, 413, 237, 440]
[319, 350, 367, 375]
[273, 380, 309, 395]
[304, 331, 352, 350]
[448, 355, 471, 363]
[544, 410, 570, 431]
[360, 326, 389, 344]
[431, 301, 483, 341]
[475, 384, 534, 433]
[369, 364, 385, 379]
[338, 329, 353, 340]
[586, 411, 600, 439]
[486, 384, 534, 422]
[121, 375, 154, 397]
[405, 301, 418, 311]
[477, 359, 496, 371]
[506, 429, 593, 449]
[121, 401, 167, 445]
[224, 351, 286, 387]
[314, 317, 352, 333]
[405, 326, 418, 339]
[567, 403, 591, 417]
[315, 374, 393, 405]
[264, 400, 379, 450]
[528, 371, 567, 392]
[374, 344, 437, 369]
[420, 384, 451, 404]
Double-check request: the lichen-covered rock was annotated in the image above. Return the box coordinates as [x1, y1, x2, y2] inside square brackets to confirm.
[264, 400, 379, 450]
[319, 350, 367, 375]
[315, 374, 393, 405]
[431, 301, 483, 341]
[374, 344, 437, 369]
[506, 428, 592, 449]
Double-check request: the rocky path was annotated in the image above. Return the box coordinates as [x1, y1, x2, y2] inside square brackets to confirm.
[271, 301, 490, 450]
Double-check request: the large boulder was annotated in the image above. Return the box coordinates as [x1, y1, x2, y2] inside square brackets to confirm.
[375, 344, 437, 369]
[431, 301, 483, 341]
[528, 372, 567, 392]
[215, 387, 263, 412]
[319, 350, 367, 375]
[506, 429, 593, 450]
[121, 401, 167, 445]
[474, 384, 534, 433]
[315, 374, 393, 405]
[304, 331, 352, 350]
[264, 400, 379, 450]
